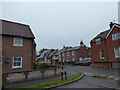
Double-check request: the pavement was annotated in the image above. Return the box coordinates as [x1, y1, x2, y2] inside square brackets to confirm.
[4, 66, 78, 88]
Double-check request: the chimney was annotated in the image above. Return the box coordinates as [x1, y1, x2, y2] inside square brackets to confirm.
[80, 41, 84, 47]
[63, 45, 65, 49]
[109, 22, 114, 29]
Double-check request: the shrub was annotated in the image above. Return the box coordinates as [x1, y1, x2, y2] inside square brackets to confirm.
[34, 62, 50, 69]
[67, 61, 74, 64]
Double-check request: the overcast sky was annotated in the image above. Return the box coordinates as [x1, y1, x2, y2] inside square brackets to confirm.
[1, 2, 118, 51]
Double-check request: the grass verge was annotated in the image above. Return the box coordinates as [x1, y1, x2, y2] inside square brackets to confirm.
[19, 70, 83, 89]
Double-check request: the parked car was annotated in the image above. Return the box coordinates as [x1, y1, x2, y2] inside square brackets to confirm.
[73, 60, 91, 66]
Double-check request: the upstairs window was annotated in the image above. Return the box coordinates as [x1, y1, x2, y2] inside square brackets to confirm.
[96, 38, 101, 44]
[112, 32, 120, 40]
[67, 52, 70, 56]
[114, 47, 120, 58]
[13, 57, 22, 68]
[62, 53, 64, 57]
[100, 50, 105, 59]
[14, 37, 23, 46]
[72, 51, 75, 56]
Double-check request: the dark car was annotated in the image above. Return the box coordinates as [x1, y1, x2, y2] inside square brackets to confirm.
[73, 60, 91, 66]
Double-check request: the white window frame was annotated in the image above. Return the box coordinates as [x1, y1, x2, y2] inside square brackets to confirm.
[96, 38, 101, 44]
[114, 47, 120, 58]
[0, 56, 3, 64]
[13, 37, 23, 46]
[112, 32, 120, 40]
[99, 50, 105, 59]
[12, 57, 22, 68]
[72, 57, 74, 61]
[67, 52, 70, 56]
[62, 53, 64, 57]
[44, 57, 47, 61]
[63, 58, 65, 62]
[67, 57, 70, 61]
[72, 51, 75, 56]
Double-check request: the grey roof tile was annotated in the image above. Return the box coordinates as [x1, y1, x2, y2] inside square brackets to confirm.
[0, 19, 35, 39]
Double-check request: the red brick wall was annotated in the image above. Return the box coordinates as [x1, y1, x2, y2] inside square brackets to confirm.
[2, 35, 35, 73]
[92, 63, 111, 68]
[91, 26, 120, 68]
[61, 49, 80, 62]
[79, 46, 87, 58]
[91, 40, 108, 62]
[106, 27, 120, 62]
[61, 46, 91, 62]
[87, 48, 91, 58]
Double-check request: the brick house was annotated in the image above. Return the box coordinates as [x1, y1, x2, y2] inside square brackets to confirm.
[51, 51, 62, 65]
[60, 41, 91, 64]
[90, 22, 120, 68]
[37, 49, 61, 65]
[0, 19, 36, 74]
[37, 49, 54, 64]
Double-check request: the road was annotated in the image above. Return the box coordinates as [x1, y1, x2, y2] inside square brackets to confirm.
[0, 64, 2, 90]
[55, 66, 119, 89]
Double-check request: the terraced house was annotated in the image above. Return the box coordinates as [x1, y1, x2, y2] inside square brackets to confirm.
[60, 41, 91, 64]
[0, 19, 36, 74]
[91, 22, 120, 68]
[37, 49, 61, 65]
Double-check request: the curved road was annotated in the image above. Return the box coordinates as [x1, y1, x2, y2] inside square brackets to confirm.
[55, 66, 119, 89]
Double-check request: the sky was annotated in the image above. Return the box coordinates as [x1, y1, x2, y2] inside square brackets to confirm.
[1, 1, 118, 51]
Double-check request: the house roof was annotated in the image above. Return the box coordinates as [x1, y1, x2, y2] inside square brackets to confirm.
[91, 30, 110, 43]
[91, 23, 120, 43]
[0, 19, 35, 39]
[37, 50, 63, 60]
[54, 51, 63, 56]
[64, 46, 80, 52]
[38, 50, 53, 59]
[48, 51, 58, 58]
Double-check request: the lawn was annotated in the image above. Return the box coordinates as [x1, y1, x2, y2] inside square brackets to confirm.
[19, 70, 83, 89]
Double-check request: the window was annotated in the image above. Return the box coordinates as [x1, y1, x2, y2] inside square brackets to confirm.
[114, 47, 120, 58]
[14, 37, 23, 46]
[72, 57, 74, 61]
[96, 38, 101, 44]
[0, 56, 3, 64]
[44, 57, 47, 61]
[100, 50, 105, 59]
[67, 52, 70, 56]
[62, 53, 64, 57]
[13, 57, 22, 68]
[72, 51, 75, 56]
[112, 33, 120, 40]
[62, 58, 65, 62]
[67, 57, 70, 61]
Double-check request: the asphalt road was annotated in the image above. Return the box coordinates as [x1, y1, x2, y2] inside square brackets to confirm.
[0, 65, 2, 90]
[55, 65, 119, 89]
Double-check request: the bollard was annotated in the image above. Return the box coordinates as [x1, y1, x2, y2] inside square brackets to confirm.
[65, 71, 67, 80]
[60, 70, 67, 81]
[60, 70, 63, 81]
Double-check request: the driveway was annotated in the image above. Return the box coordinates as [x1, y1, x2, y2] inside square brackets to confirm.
[55, 65, 119, 89]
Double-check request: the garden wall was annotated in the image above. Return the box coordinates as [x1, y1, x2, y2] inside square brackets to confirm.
[2, 66, 63, 84]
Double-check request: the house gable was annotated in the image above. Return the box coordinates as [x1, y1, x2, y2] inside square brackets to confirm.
[106, 24, 120, 39]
